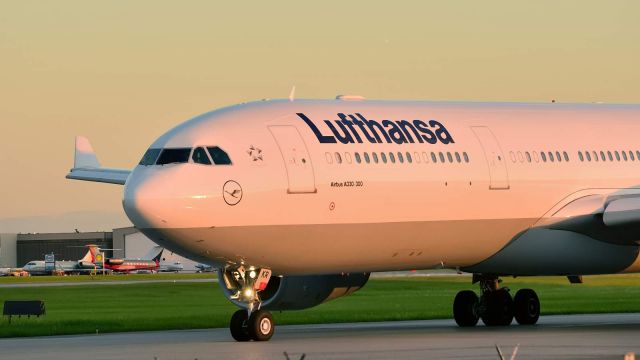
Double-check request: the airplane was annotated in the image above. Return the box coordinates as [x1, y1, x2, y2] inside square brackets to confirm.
[159, 259, 184, 272]
[66, 96, 640, 341]
[195, 263, 215, 273]
[22, 249, 101, 275]
[84, 245, 164, 273]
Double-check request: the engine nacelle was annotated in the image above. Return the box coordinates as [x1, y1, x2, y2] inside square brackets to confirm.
[78, 261, 97, 269]
[218, 269, 370, 310]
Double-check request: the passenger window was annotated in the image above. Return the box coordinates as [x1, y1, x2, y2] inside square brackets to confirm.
[325, 152, 333, 164]
[335, 152, 342, 164]
[455, 152, 462, 163]
[406, 152, 412, 163]
[592, 151, 598, 162]
[563, 151, 569, 162]
[463, 152, 469, 163]
[439, 152, 445, 163]
[431, 152, 437, 163]
[157, 148, 192, 165]
[389, 152, 396, 163]
[525, 151, 532, 162]
[447, 152, 453, 163]
[556, 151, 562, 162]
[413, 152, 420, 163]
[207, 147, 232, 165]
[517, 151, 524, 163]
[608, 151, 613, 161]
[381, 152, 387, 163]
[422, 152, 429, 163]
[615, 151, 621, 161]
[364, 152, 371, 164]
[623, 151, 628, 161]
[355, 152, 362, 164]
[192, 147, 212, 165]
[548, 152, 555, 162]
[630, 151, 635, 161]
[585, 151, 591, 161]
[372, 152, 379, 163]
[578, 151, 583, 162]
[345, 152, 352, 164]
[541, 152, 547, 162]
[510, 151, 516, 163]
[600, 151, 606, 161]
[139, 148, 161, 166]
[397, 152, 404, 163]
[636, 151, 640, 160]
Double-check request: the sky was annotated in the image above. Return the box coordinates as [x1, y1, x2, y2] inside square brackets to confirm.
[1, 1, 639, 232]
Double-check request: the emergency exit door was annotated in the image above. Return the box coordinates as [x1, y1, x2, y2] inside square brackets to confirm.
[269, 126, 317, 194]
[470, 126, 510, 190]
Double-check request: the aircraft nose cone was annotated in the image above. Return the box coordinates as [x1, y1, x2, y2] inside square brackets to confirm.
[123, 170, 167, 228]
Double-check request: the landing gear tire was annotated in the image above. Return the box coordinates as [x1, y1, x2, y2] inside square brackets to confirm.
[453, 290, 479, 327]
[514, 288, 540, 325]
[247, 310, 274, 341]
[480, 289, 514, 327]
[230, 309, 251, 342]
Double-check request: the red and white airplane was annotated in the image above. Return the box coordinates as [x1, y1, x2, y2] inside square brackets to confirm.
[84, 245, 164, 273]
[67, 96, 640, 341]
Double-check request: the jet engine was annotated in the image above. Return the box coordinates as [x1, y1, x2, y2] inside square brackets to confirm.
[218, 268, 370, 310]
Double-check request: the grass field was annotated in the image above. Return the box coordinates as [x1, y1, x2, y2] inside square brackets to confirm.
[1, 274, 640, 338]
[0, 273, 215, 284]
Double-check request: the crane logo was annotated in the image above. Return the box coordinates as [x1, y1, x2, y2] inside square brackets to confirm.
[223, 180, 243, 206]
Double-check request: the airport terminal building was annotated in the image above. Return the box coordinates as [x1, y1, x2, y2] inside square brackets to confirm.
[0, 227, 197, 271]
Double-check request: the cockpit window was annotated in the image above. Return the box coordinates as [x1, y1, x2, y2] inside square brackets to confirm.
[207, 146, 232, 165]
[139, 149, 161, 166]
[156, 148, 192, 165]
[192, 147, 212, 165]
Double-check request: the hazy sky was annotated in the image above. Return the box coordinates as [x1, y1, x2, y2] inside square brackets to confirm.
[1, 1, 639, 231]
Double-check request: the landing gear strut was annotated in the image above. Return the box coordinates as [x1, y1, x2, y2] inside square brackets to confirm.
[453, 274, 540, 327]
[225, 266, 275, 341]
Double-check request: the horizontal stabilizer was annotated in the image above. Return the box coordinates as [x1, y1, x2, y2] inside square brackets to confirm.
[66, 136, 131, 185]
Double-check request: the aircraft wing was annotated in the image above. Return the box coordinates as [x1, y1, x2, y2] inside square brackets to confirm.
[535, 189, 640, 245]
[66, 136, 131, 185]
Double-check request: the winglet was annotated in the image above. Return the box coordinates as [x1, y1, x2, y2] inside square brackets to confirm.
[74, 136, 101, 169]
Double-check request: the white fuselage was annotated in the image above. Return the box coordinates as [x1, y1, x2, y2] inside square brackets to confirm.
[122, 99, 640, 275]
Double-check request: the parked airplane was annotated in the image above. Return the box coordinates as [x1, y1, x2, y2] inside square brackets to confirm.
[22, 249, 100, 275]
[159, 260, 184, 272]
[85, 245, 164, 273]
[195, 263, 215, 273]
[67, 96, 640, 341]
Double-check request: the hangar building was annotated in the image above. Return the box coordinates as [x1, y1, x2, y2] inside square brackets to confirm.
[0, 228, 197, 271]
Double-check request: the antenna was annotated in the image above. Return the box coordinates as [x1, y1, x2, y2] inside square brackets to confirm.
[289, 86, 296, 102]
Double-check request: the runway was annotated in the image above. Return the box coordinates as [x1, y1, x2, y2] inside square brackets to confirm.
[1, 313, 639, 360]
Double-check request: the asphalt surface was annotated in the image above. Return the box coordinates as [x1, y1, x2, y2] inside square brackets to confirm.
[1, 313, 639, 359]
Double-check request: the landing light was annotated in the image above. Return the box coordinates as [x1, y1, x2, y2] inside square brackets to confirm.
[249, 270, 257, 279]
[244, 288, 254, 298]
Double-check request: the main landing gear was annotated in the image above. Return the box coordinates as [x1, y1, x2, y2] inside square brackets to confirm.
[453, 274, 540, 327]
[226, 266, 275, 341]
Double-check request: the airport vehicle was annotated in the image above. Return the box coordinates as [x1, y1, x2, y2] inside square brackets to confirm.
[67, 97, 640, 341]
[84, 245, 164, 273]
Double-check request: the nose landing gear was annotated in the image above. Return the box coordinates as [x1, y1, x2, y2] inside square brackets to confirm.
[225, 266, 275, 341]
[453, 274, 540, 328]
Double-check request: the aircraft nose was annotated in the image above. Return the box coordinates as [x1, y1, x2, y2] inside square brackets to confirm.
[123, 170, 169, 229]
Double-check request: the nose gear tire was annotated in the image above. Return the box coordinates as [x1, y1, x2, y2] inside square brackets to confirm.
[230, 309, 251, 342]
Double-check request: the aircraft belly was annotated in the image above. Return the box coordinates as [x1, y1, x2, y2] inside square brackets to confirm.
[142, 218, 535, 274]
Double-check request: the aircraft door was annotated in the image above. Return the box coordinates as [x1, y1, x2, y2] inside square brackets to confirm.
[470, 126, 510, 190]
[269, 125, 317, 194]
